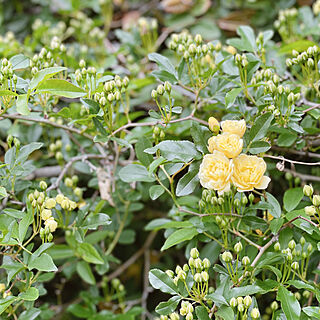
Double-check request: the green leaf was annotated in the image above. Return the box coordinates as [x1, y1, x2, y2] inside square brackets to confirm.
[148, 53, 178, 81]
[77, 243, 104, 264]
[231, 285, 265, 297]
[67, 304, 94, 318]
[205, 292, 228, 306]
[303, 307, 320, 319]
[82, 213, 111, 229]
[237, 26, 257, 51]
[249, 113, 274, 142]
[76, 261, 96, 285]
[135, 137, 153, 167]
[190, 122, 210, 154]
[283, 188, 303, 212]
[119, 164, 155, 183]
[29, 67, 67, 91]
[225, 87, 242, 108]
[0, 296, 17, 315]
[19, 308, 41, 320]
[176, 162, 200, 196]
[249, 140, 271, 154]
[0, 186, 7, 198]
[277, 286, 301, 320]
[28, 253, 58, 272]
[215, 305, 234, 320]
[155, 296, 180, 315]
[277, 132, 297, 147]
[19, 287, 39, 301]
[16, 94, 29, 115]
[36, 79, 87, 98]
[145, 140, 201, 162]
[149, 269, 179, 295]
[149, 185, 165, 200]
[161, 227, 198, 251]
[279, 40, 317, 54]
[18, 206, 33, 242]
[266, 192, 281, 219]
[195, 306, 211, 320]
[10, 54, 30, 70]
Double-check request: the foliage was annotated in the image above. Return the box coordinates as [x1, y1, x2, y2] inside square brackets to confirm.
[0, 0, 320, 319]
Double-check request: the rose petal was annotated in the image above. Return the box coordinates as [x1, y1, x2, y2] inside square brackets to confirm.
[256, 176, 271, 190]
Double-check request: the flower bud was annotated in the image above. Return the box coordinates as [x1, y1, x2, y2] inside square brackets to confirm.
[151, 89, 157, 99]
[164, 81, 171, 93]
[303, 185, 313, 197]
[186, 313, 193, 320]
[249, 193, 255, 203]
[243, 296, 252, 308]
[295, 292, 301, 300]
[234, 242, 243, 253]
[274, 242, 281, 251]
[242, 256, 250, 266]
[201, 271, 209, 282]
[166, 270, 174, 278]
[190, 247, 199, 259]
[286, 58, 292, 67]
[178, 270, 186, 280]
[160, 316, 168, 320]
[307, 243, 313, 253]
[32, 199, 37, 207]
[288, 92, 295, 104]
[222, 251, 233, 263]
[251, 308, 260, 319]
[194, 34, 202, 45]
[194, 258, 202, 269]
[307, 58, 314, 68]
[61, 199, 70, 210]
[288, 240, 296, 250]
[238, 304, 244, 312]
[312, 195, 320, 206]
[300, 236, 305, 246]
[271, 301, 278, 311]
[208, 117, 220, 134]
[170, 313, 179, 320]
[194, 273, 202, 283]
[157, 85, 164, 95]
[28, 193, 34, 202]
[175, 265, 182, 274]
[230, 297, 237, 307]
[188, 257, 194, 267]
[303, 290, 310, 299]
[203, 258, 210, 269]
[65, 177, 73, 188]
[305, 205, 316, 216]
[183, 264, 189, 272]
[291, 261, 299, 270]
[241, 195, 248, 205]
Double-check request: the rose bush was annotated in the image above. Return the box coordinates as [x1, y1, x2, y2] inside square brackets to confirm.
[0, 1, 319, 320]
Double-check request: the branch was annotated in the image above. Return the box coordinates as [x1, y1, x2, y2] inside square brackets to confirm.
[264, 154, 320, 166]
[111, 114, 207, 136]
[271, 146, 320, 160]
[47, 154, 105, 191]
[1, 113, 95, 141]
[179, 207, 242, 218]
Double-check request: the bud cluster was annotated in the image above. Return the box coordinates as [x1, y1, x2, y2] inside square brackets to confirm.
[48, 139, 65, 162]
[230, 295, 255, 317]
[0, 58, 17, 93]
[137, 17, 158, 53]
[274, 8, 298, 42]
[64, 176, 83, 199]
[168, 31, 221, 83]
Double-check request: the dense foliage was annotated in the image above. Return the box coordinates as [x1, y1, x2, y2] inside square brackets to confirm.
[0, 0, 320, 319]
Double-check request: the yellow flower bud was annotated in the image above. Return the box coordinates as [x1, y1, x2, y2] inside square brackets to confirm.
[44, 217, 58, 232]
[41, 209, 52, 221]
[45, 198, 56, 209]
[208, 117, 220, 134]
[56, 194, 64, 204]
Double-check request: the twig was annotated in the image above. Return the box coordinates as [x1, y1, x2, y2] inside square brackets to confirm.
[111, 114, 207, 136]
[141, 248, 151, 320]
[264, 154, 320, 166]
[179, 207, 242, 218]
[106, 231, 157, 281]
[283, 215, 318, 228]
[47, 154, 105, 191]
[1, 113, 95, 141]
[283, 168, 320, 183]
[271, 146, 320, 160]
[231, 229, 262, 250]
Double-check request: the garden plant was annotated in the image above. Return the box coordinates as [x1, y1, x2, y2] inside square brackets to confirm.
[0, 0, 320, 319]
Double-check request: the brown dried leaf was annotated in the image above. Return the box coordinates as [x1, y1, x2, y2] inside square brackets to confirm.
[161, 0, 194, 14]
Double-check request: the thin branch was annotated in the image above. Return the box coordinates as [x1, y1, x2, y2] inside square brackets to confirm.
[231, 229, 262, 250]
[264, 154, 320, 166]
[106, 231, 157, 281]
[1, 113, 95, 141]
[179, 207, 242, 218]
[47, 154, 105, 191]
[283, 168, 320, 183]
[283, 215, 318, 228]
[271, 146, 320, 160]
[111, 114, 207, 136]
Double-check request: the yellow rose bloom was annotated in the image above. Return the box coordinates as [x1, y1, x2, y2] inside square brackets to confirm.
[232, 154, 271, 192]
[199, 151, 233, 194]
[207, 133, 243, 158]
[221, 119, 246, 137]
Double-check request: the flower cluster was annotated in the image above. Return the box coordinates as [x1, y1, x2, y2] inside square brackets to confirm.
[199, 119, 270, 194]
[304, 185, 320, 224]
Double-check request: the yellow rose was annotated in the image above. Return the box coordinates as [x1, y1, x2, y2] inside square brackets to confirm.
[208, 117, 220, 134]
[221, 119, 246, 137]
[45, 217, 58, 232]
[207, 133, 243, 158]
[199, 151, 233, 194]
[232, 154, 271, 192]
